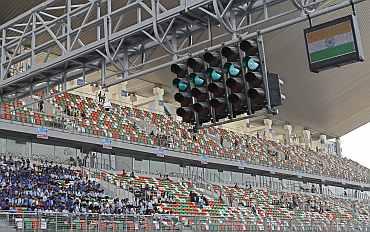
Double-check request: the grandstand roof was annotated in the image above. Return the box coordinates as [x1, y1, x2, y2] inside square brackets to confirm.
[1, 0, 370, 137]
[266, 3, 370, 137]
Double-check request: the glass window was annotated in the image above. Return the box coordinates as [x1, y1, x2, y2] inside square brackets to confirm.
[222, 171, 232, 185]
[134, 159, 142, 174]
[109, 154, 114, 170]
[243, 174, 254, 187]
[0, 137, 6, 154]
[186, 166, 202, 182]
[101, 153, 112, 170]
[165, 162, 181, 178]
[232, 172, 243, 186]
[271, 177, 282, 191]
[140, 160, 149, 175]
[149, 160, 165, 176]
[6, 137, 27, 157]
[31, 142, 54, 161]
[95, 152, 103, 169]
[205, 168, 218, 183]
[55, 145, 77, 164]
[282, 179, 289, 191]
[115, 155, 133, 173]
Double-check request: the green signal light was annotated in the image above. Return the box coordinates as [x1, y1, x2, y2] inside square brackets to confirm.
[225, 63, 241, 77]
[243, 57, 260, 71]
[191, 74, 206, 87]
[209, 69, 223, 81]
[177, 80, 189, 92]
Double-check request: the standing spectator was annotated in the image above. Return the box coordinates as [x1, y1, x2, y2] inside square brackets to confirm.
[98, 91, 102, 103]
[38, 100, 44, 113]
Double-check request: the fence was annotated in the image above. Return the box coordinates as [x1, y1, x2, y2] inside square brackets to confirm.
[0, 212, 369, 232]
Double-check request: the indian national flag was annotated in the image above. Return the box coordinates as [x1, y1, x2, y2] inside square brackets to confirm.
[306, 21, 355, 63]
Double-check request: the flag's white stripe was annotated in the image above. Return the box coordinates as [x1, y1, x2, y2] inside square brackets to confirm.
[307, 32, 354, 53]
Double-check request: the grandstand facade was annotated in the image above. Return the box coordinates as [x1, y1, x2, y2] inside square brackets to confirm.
[0, 0, 370, 231]
[0, 90, 370, 231]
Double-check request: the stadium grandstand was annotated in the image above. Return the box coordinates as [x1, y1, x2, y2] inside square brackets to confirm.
[0, 0, 370, 231]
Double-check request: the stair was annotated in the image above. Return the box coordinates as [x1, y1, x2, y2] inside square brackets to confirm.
[97, 178, 135, 200]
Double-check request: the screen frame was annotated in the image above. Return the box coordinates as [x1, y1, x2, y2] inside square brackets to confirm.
[304, 15, 364, 73]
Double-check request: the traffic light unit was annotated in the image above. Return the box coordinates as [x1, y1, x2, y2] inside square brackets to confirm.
[171, 39, 285, 127]
[188, 57, 211, 124]
[204, 51, 229, 121]
[171, 63, 194, 123]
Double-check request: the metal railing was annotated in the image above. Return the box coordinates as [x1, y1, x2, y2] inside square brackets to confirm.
[0, 212, 369, 232]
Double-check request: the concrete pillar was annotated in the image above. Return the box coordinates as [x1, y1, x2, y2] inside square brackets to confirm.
[245, 119, 251, 128]
[153, 87, 164, 100]
[303, 129, 311, 149]
[283, 124, 292, 144]
[152, 87, 165, 112]
[130, 94, 137, 104]
[320, 134, 327, 152]
[292, 134, 299, 145]
[336, 137, 342, 157]
[91, 83, 99, 93]
[115, 155, 133, 173]
[119, 82, 129, 101]
[264, 119, 273, 139]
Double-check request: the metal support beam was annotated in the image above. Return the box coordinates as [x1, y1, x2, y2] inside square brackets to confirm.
[256, 33, 274, 113]
[31, 14, 36, 67]
[0, 0, 364, 105]
[0, 0, 295, 88]
[66, 0, 72, 51]
[62, 72, 67, 91]
[105, 0, 365, 88]
[30, 82, 34, 111]
[97, 1, 101, 40]
[35, 13, 67, 55]
[0, 30, 6, 81]
[101, 59, 106, 88]
[122, 46, 129, 80]
[107, 0, 112, 36]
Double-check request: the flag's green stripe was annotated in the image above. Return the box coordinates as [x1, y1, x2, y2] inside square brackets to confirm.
[310, 42, 355, 63]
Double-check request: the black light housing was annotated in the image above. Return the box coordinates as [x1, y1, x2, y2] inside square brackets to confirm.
[228, 93, 247, 112]
[171, 63, 187, 77]
[245, 72, 263, 87]
[193, 102, 210, 113]
[187, 57, 204, 72]
[266, 73, 285, 107]
[176, 107, 194, 123]
[226, 77, 243, 92]
[174, 92, 193, 106]
[240, 40, 258, 56]
[221, 46, 239, 62]
[248, 88, 265, 99]
[204, 52, 222, 67]
[210, 98, 226, 108]
[191, 87, 209, 101]
[208, 82, 226, 97]
[247, 73, 285, 111]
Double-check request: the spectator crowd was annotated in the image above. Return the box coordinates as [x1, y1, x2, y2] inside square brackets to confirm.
[1, 92, 369, 184]
[0, 154, 368, 226]
[0, 155, 162, 215]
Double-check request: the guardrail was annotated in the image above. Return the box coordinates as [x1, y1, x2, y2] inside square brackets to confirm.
[0, 212, 369, 232]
